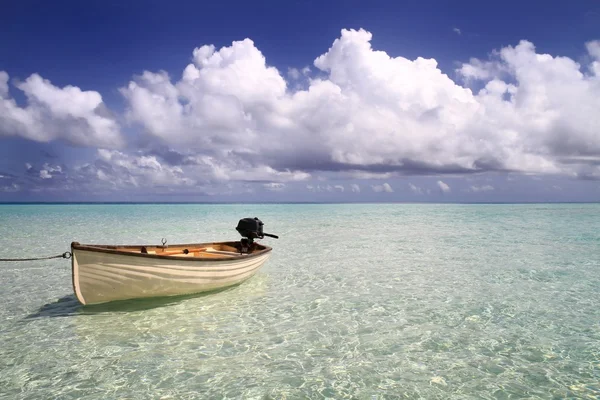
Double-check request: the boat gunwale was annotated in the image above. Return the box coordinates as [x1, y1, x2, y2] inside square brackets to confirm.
[70, 241, 272, 262]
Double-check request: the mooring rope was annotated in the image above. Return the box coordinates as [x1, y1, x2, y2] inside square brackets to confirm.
[0, 252, 71, 262]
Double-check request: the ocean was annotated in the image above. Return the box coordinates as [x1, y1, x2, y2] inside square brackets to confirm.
[0, 203, 599, 399]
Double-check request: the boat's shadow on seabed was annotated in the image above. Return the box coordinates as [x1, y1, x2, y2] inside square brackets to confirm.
[24, 287, 238, 319]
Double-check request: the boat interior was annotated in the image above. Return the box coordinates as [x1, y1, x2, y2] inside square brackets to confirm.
[82, 242, 268, 259]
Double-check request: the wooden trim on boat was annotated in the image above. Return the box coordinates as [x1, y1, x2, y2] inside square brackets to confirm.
[70, 241, 272, 262]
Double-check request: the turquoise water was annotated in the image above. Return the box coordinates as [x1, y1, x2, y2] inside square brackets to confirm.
[0, 203, 599, 399]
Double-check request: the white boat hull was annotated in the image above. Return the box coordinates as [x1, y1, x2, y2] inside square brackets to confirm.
[71, 243, 271, 305]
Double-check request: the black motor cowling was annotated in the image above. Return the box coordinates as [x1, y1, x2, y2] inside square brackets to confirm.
[236, 217, 278, 241]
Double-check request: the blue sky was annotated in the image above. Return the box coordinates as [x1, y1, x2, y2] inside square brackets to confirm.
[1, 0, 599, 202]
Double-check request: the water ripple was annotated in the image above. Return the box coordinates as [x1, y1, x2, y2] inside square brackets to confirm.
[0, 203, 599, 398]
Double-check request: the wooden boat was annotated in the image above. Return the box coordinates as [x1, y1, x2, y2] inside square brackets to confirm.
[70, 218, 278, 305]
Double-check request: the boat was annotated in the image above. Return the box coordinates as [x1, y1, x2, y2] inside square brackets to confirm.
[70, 217, 278, 305]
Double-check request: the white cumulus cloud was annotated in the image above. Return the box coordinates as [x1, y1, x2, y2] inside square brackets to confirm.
[350, 183, 360, 192]
[409, 183, 423, 194]
[263, 182, 285, 191]
[437, 180, 451, 193]
[0, 72, 8, 98]
[372, 182, 393, 193]
[469, 184, 494, 192]
[89, 149, 195, 188]
[116, 29, 600, 183]
[1, 183, 20, 192]
[288, 68, 301, 80]
[457, 40, 600, 177]
[0, 73, 123, 148]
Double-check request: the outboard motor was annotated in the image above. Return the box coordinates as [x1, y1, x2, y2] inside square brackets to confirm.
[235, 217, 278, 253]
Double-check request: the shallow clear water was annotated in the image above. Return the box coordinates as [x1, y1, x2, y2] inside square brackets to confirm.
[0, 203, 599, 399]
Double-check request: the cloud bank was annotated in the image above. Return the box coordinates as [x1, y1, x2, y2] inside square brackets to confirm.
[2, 29, 600, 196]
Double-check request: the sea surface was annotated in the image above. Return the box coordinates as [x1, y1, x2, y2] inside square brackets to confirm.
[0, 203, 599, 399]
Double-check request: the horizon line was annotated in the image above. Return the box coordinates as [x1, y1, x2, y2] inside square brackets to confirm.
[1, 201, 599, 205]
